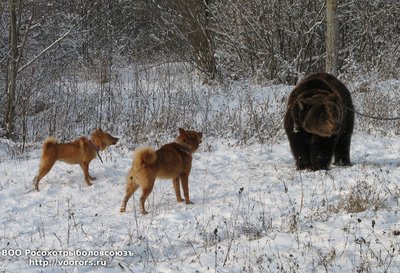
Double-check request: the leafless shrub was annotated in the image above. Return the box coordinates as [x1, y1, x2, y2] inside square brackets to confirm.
[349, 78, 400, 135]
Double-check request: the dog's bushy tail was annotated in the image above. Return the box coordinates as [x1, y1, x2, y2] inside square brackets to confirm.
[43, 137, 57, 150]
[37, 137, 58, 170]
[133, 146, 157, 169]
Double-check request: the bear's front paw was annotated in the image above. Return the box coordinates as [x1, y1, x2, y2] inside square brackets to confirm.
[333, 159, 352, 167]
[296, 160, 310, 170]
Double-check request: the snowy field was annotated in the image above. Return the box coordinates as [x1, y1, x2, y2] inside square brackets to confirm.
[1, 130, 400, 272]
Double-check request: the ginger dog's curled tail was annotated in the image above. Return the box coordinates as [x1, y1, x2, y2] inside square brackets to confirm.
[134, 147, 157, 169]
[43, 137, 57, 148]
[41, 137, 58, 157]
[39, 137, 58, 165]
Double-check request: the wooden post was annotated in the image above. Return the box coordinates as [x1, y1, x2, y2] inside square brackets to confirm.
[326, 0, 338, 76]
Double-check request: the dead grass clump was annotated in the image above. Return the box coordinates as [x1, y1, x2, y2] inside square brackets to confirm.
[344, 181, 384, 213]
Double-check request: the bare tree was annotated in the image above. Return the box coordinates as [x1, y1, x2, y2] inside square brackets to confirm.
[2, 1, 94, 141]
[4, 0, 18, 140]
[158, 0, 218, 79]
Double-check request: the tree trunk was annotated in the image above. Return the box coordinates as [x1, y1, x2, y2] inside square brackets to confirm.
[203, 0, 217, 80]
[326, 0, 338, 76]
[5, 0, 18, 140]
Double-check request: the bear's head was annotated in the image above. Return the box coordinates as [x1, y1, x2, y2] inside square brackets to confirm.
[295, 90, 343, 137]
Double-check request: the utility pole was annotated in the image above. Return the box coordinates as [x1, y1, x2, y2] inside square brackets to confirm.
[326, 0, 338, 76]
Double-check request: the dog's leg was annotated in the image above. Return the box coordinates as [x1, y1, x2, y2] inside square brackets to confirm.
[139, 182, 154, 215]
[120, 178, 139, 213]
[80, 162, 93, 186]
[180, 175, 193, 205]
[172, 177, 183, 202]
[87, 161, 96, 181]
[33, 158, 56, 191]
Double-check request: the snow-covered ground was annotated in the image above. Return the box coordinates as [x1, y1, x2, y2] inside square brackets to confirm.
[1, 130, 400, 273]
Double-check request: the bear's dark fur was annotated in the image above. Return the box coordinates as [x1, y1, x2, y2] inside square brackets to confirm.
[284, 72, 354, 171]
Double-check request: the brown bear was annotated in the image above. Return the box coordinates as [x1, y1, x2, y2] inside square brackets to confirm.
[284, 72, 354, 171]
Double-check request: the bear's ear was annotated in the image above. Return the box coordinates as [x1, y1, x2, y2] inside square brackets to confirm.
[328, 92, 341, 104]
[297, 98, 305, 111]
[297, 98, 311, 111]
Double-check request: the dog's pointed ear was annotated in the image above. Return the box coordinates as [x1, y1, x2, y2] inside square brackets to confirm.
[198, 132, 203, 139]
[178, 128, 186, 135]
[97, 127, 103, 132]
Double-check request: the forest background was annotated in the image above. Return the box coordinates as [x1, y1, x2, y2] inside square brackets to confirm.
[1, 0, 399, 148]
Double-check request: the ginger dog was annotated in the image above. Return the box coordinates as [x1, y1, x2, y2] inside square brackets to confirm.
[120, 128, 202, 215]
[33, 128, 118, 191]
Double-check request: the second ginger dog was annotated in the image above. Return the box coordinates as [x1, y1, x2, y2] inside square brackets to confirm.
[120, 128, 202, 214]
